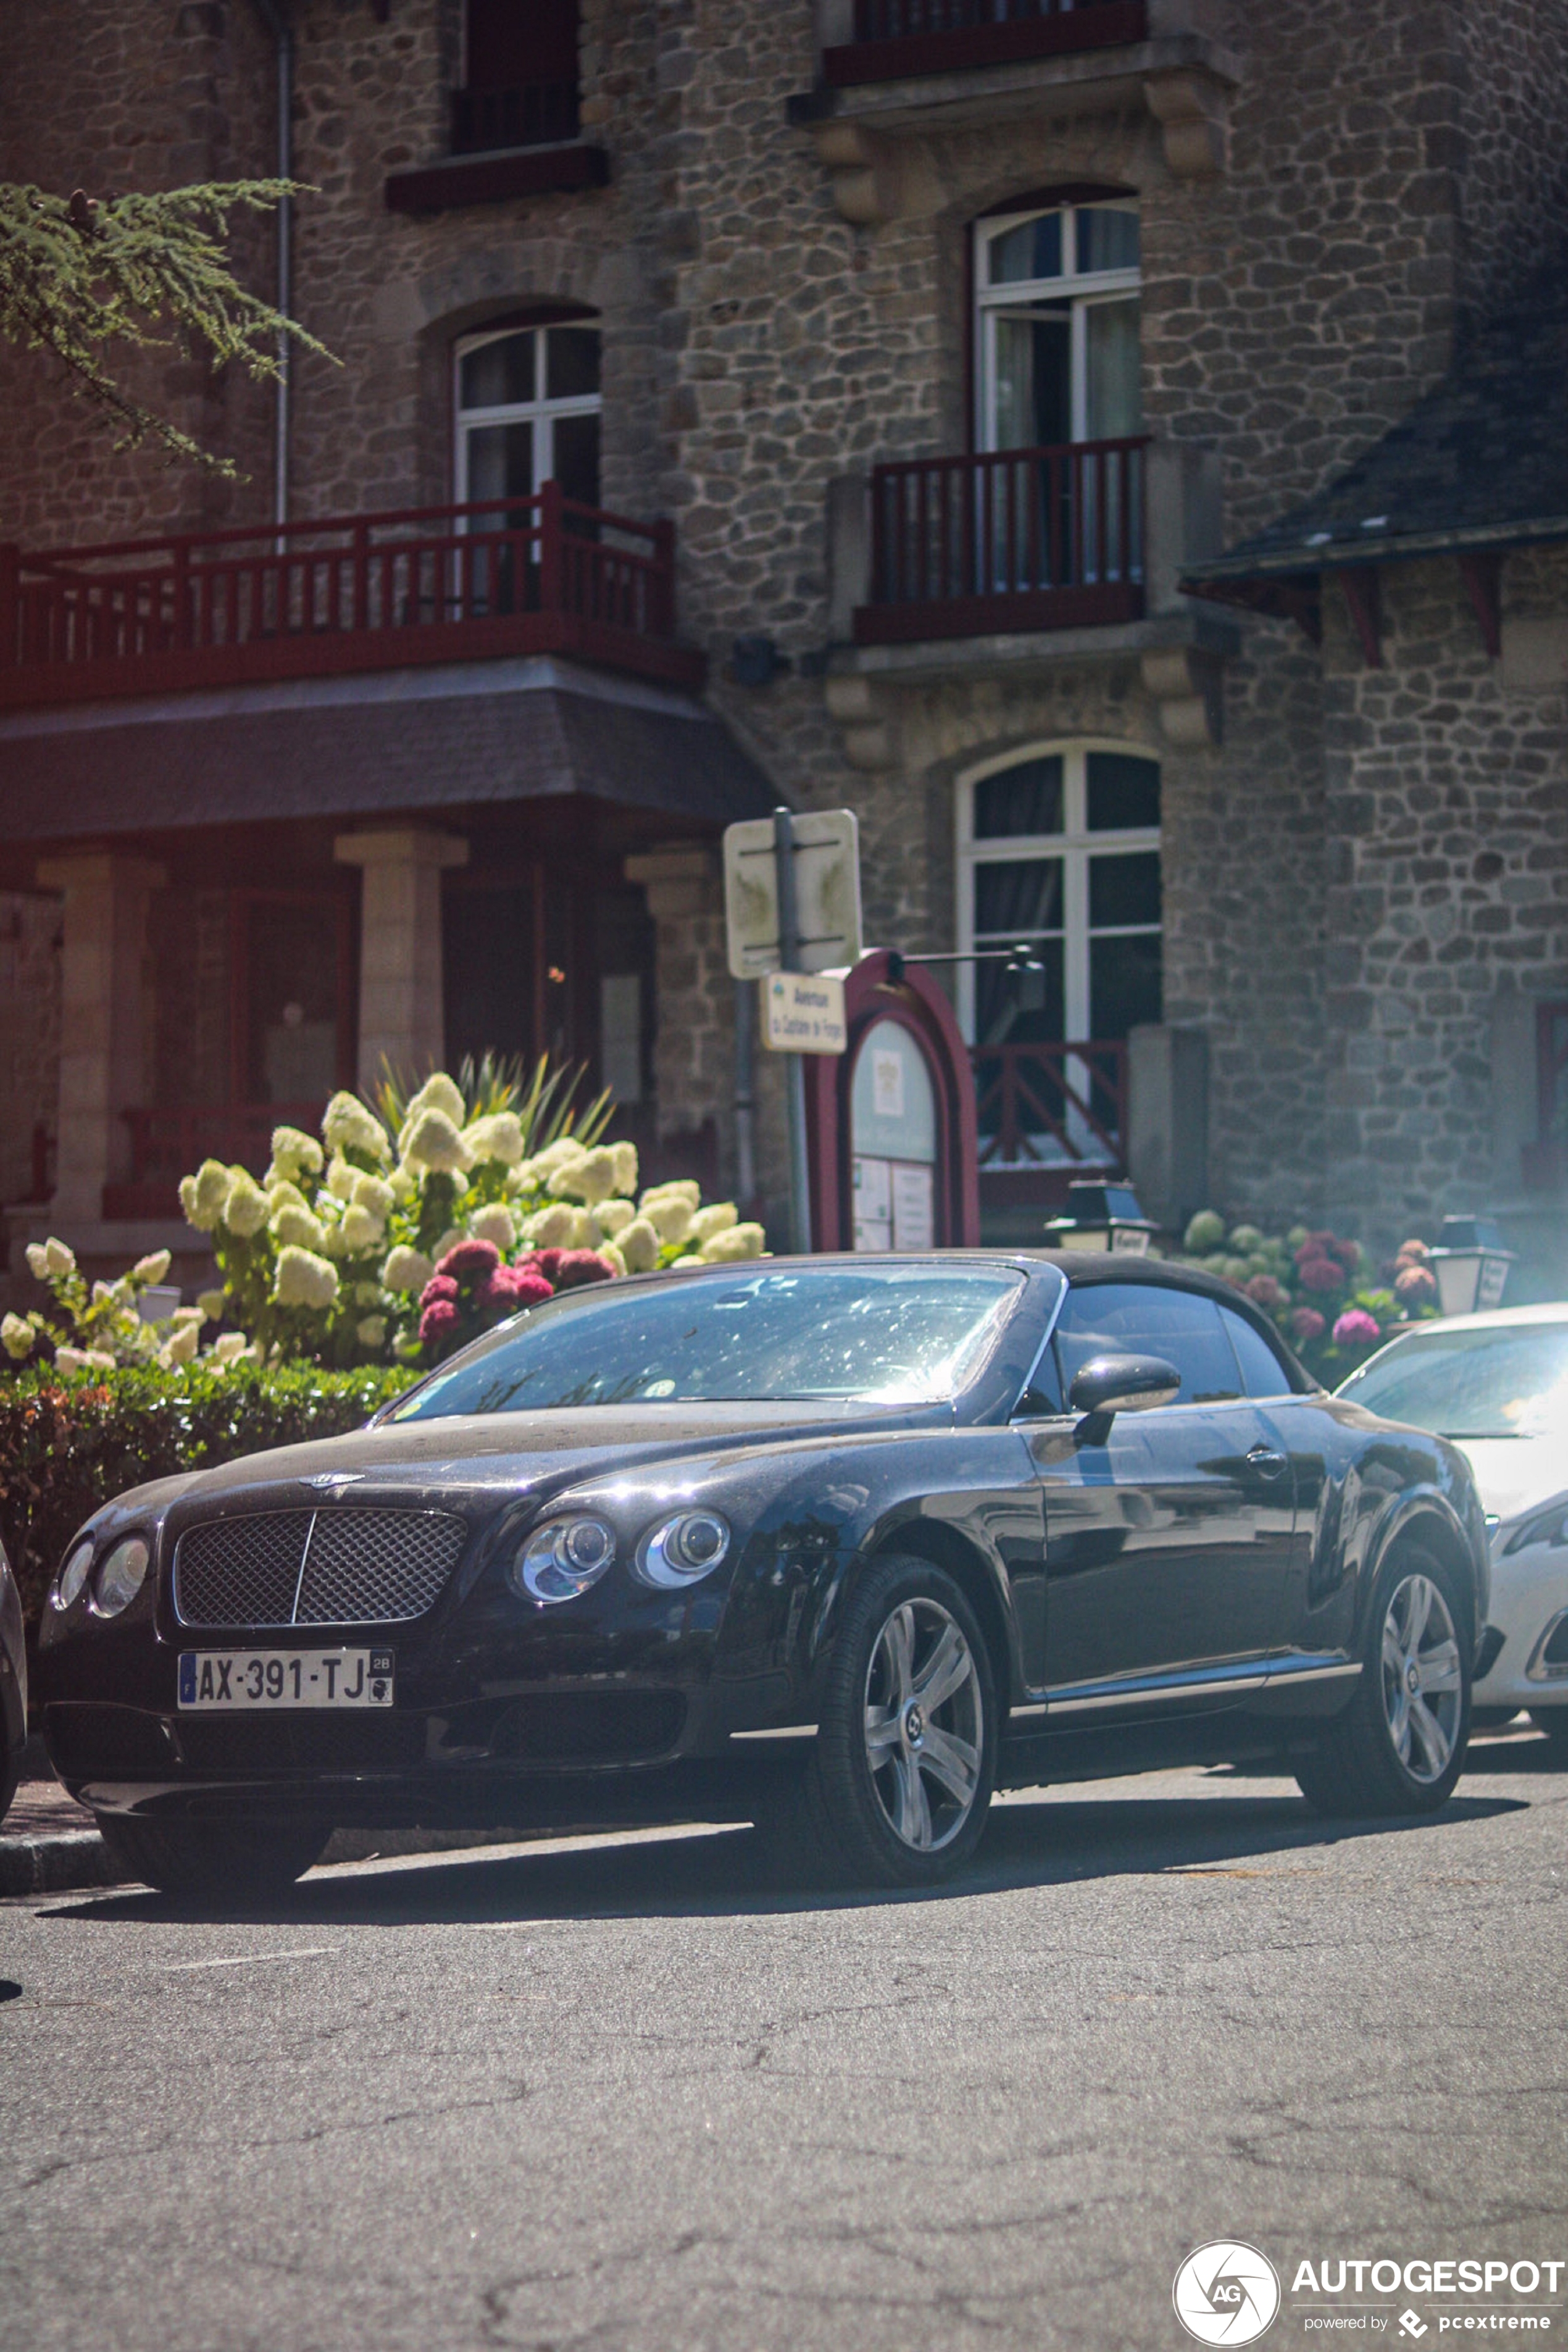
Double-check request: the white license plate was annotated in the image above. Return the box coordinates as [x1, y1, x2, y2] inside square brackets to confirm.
[177, 1649, 394, 1711]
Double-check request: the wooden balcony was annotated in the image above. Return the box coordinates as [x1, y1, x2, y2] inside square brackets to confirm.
[970, 1038, 1127, 1218]
[449, 78, 580, 153]
[0, 485, 701, 712]
[856, 438, 1146, 646]
[827, 0, 1148, 87]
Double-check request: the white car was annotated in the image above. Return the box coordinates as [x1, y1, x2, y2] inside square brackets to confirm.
[1337, 1305, 1568, 1756]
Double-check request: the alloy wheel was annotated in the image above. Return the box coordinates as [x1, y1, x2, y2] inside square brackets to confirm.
[1380, 1571, 1463, 1784]
[862, 1597, 985, 1853]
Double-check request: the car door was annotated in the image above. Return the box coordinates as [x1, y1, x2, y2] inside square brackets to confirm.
[1022, 1280, 1296, 1715]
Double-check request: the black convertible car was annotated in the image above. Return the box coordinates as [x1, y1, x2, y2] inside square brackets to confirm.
[38, 1253, 1490, 1894]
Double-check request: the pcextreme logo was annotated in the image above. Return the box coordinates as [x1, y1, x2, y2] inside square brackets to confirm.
[1174, 2242, 1285, 2345]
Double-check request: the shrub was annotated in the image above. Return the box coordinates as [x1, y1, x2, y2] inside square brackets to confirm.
[0, 1360, 408, 1632]
[1173, 1211, 1438, 1382]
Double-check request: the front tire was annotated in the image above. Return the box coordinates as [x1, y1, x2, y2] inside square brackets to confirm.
[96, 1814, 327, 1898]
[1528, 1708, 1568, 1761]
[759, 1554, 998, 1890]
[1295, 1542, 1470, 1818]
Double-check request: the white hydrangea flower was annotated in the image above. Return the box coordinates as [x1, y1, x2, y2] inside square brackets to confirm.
[53, 1346, 88, 1372]
[700, 1223, 767, 1262]
[691, 1202, 738, 1243]
[1, 1313, 35, 1361]
[567, 1207, 601, 1248]
[273, 1245, 340, 1310]
[325, 1154, 357, 1202]
[24, 1243, 49, 1281]
[463, 1111, 525, 1167]
[351, 1280, 384, 1307]
[210, 1330, 249, 1364]
[265, 1177, 308, 1215]
[323, 1090, 391, 1163]
[432, 1227, 465, 1262]
[159, 1322, 200, 1368]
[171, 1306, 205, 1328]
[533, 1136, 589, 1177]
[180, 1161, 233, 1232]
[352, 1172, 395, 1221]
[469, 1202, 517, 1251]
[271, 1201, 328, 1253]
[640, 1180, 700, 1214]
[197, 1289, 227, 1323]
[270, 1125, 324, 1182]
[611, 1141, 638, 1198]
[356, 1315, 387, 1349]
[551, 1146, 620, 1205]
[222, 1170, 270, 1237]
[389, 1162, 417, 1205]
[644, 1195, 696, 1246]
[594, 1198, 636, 1238]
[668, 1256, 705, 1272]
[91, 1278, 116, 1307]
[396, 1073, 465, 1156]
[44, 1235, 78, 1278]
[402, 1107, 472, 1175]
[381, 1246, 435, 1296]
[132, 1250, 172, 1285]
[597, 1240, 627, 1277]
[616, 1217, 661, 1275]
[340, 1204, 386, 1255]
[521, 1203, 577, 1249]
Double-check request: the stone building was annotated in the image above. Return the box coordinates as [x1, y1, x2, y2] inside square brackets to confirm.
[1, 0, 1566, 1291]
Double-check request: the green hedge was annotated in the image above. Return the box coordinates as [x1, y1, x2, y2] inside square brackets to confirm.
[0, 1362, 409, 1632]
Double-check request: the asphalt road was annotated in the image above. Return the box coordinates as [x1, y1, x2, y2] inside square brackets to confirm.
[2, 1727, 1565, 2352]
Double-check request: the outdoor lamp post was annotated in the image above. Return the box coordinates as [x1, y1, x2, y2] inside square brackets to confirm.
[1428, 1215, 1516, 1317]
[1044, 1179, 1158, 1256]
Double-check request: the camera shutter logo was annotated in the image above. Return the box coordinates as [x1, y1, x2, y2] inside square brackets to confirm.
[1172, 2242, 1282, 2346]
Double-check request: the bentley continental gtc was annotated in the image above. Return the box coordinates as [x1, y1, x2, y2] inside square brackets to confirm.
[38, 1254, 1491, 1894]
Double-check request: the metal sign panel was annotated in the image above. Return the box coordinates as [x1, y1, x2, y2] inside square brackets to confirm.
[723, 808, 863, 978]
[759, 970, 848, 1056]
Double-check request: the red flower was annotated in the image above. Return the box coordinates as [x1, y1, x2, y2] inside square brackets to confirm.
[532, 1248, 564, 1285]
[509, 1269, 554, 1308]
[1395, 1263, 1438, 1305]
[1298, 1256, 1345, 1295]
[417, 1273, 460, 1308]
[1328, 1237, 1362, 1272]
[1289, 1306, 1327, 1341]
[435, 1238, 501, 1284]
[1245, 1274, 1284, 1309]
[419, 1298, 461, 1348]
[551, 1249, 617, 1291]
[475, 1266, 555, 1315]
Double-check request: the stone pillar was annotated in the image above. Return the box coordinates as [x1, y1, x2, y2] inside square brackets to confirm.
[35, 851, 166, 1222]
[623, 841, 733, 1151]
[334, 829, 469, 1092]
[1126, 1024, 1209, 1234]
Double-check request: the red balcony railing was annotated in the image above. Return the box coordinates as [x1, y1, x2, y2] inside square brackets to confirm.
[970, 1040, 1127, 1178]
[104, 1104, 323, 1222]
[0, 484, 702, 708]
[828, 0, 1147, 85]
[857, 438, 1146, 644]
[450, 79, 579, 153]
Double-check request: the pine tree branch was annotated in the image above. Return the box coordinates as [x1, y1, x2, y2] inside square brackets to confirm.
[0, 179, 335, 474]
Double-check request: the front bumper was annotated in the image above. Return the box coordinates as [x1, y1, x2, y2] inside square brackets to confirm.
[1473, 1543, 1568, 1709]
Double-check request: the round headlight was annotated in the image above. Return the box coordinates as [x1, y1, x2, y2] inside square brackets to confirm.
[513, 1516, 617, 1607]
[50, 1539, 96, 1614]
[635, 1511, 732, 1590]
[93, 1536, 151, 1619]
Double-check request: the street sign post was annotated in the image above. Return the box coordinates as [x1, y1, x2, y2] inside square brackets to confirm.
[722, 807, 861, 1255]
[722, 807, 862, 980]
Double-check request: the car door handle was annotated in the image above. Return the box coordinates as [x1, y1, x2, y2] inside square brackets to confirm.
[1246, 1446, 1289, 1480]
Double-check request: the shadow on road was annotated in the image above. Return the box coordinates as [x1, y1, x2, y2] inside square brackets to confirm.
[36, 1767, 1533, 1933]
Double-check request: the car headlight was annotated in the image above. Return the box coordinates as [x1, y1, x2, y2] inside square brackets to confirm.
[635, 1511, 731, 1590]
[50, 1538, 96, 1614]
[1503, 1505, 1568, 1556]
[512, 1516, 617, 1606]
[92, 1535, 151, 1619]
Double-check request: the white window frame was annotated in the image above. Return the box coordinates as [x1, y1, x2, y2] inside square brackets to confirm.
[955, 740, 1162, 1047]
[453, 322, 601, 504]
[973, 201, 1141, 452]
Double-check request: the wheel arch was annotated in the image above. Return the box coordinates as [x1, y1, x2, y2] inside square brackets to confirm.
[1366, 1493, 1482, 1653]
[859, 1522, 1017, 1710]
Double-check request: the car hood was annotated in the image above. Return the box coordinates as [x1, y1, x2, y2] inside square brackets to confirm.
[1445, 1434, 1567, 1525]
[117, 1396, 954, 1521]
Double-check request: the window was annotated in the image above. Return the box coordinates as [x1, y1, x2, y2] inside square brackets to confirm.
[454, 321, 601, 512]
[974, 200, 1141, 454]
[455, 1, 580, 152]
[957, 745, 1161, 1048]
[1217, 1305, 1298, 1399]
[1053, 1283, 1243, 1409]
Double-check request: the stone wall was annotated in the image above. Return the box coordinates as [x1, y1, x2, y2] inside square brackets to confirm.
[0, 893, 62, 1211]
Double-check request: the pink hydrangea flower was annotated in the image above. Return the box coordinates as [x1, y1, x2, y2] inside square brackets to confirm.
[1394, 1264, 1438, 1305]
[1245, 1274, 1284, 1309]
[418, 1298, 461, 1348]
[1332, 1308, 1382, 1345]
[417, 1273, 460, 1308]
[435, 1238, 501, 1284]
[1289, 1306, 1327, 1342]
[551, 1249, 617, 1291]
[1298, 1256, 1346, 1295]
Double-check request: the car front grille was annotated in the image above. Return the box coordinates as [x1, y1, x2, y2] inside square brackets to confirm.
[173, 1509, 466, 1629]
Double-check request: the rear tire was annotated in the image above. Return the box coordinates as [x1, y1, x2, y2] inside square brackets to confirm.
[1528, 1708, 1568, 1761]
[755, 1554, 998, 1890]
[96, 1814, 327, 1898]
[1295, 1542, 1470, 1818]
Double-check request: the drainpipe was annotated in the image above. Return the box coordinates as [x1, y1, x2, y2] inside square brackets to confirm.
[249, 0, 293, 532]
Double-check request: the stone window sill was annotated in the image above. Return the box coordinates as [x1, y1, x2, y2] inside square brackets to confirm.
[385, 142, 609, 217]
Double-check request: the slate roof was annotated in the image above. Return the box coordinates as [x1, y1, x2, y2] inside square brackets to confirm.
[1185, 267, 1568, 598]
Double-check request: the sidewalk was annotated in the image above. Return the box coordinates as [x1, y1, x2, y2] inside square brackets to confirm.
[1, 1737, 565, 1895]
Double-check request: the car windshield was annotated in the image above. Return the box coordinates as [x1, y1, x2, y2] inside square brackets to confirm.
[1338, 1322, 1568, 1439]
[388, 1265, 1024, 1418]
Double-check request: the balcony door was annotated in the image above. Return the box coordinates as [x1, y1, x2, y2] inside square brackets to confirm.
[974, 199, 1141, 591]
[457, 1, 580, 151]
[957, 744, 1161, 1166]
